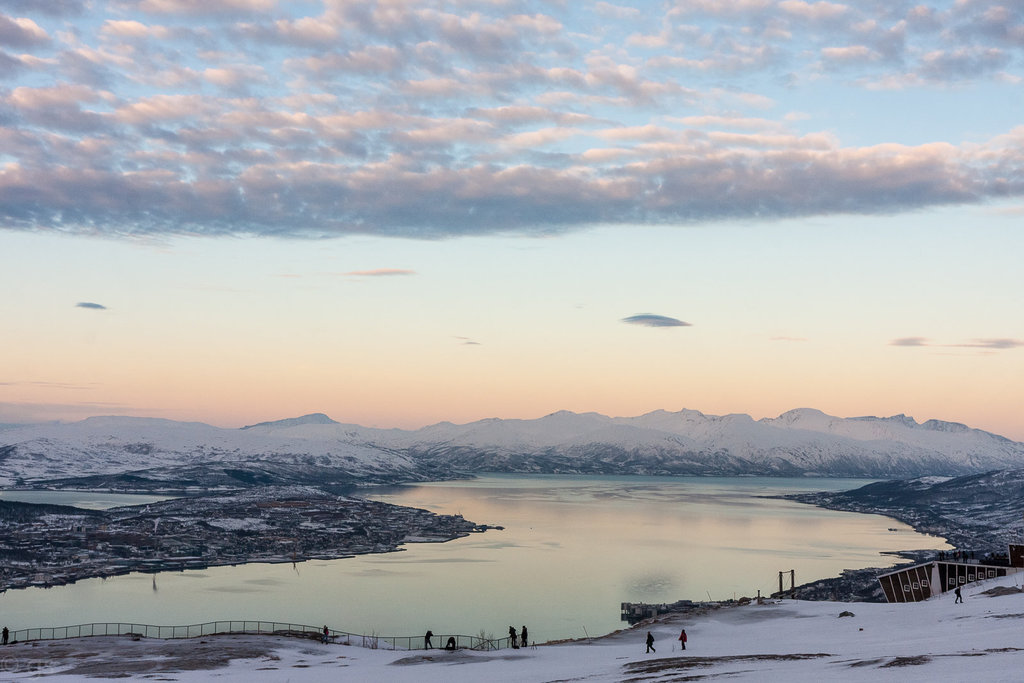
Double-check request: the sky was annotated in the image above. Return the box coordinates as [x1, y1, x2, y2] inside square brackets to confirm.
[0, 0, 1022, 439]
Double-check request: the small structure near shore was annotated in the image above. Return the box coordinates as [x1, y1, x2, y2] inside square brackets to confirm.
[620, 600, 699, 623]
[878, 544, 1024, 603]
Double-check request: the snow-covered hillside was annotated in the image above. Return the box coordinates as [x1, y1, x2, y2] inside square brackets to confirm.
[0, 415, 439, 490]
[2, 408, 1022, 489]
[789, 468, 1024, 550]
[9, 573, 1024, 682]
[376, 408, 1024, 478]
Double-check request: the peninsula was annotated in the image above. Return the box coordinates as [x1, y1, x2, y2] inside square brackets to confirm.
[0, 486, 490, 592]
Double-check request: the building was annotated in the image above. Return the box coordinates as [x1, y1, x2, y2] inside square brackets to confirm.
[877, 545, 1024, 603]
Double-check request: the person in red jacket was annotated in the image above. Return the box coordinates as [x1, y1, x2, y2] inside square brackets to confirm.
[678, 628, 687, 650]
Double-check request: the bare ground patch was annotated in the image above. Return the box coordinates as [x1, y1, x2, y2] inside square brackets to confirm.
[622, 652, 831, 680]
[1, 634, 317, 678]
[845, 647, 1024, 670]
[879, 655, 932, 667]
[981, 586, 1024, 598]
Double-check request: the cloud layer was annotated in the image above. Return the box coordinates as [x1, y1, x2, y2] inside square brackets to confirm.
[890, 337, 1023, 350]
[622, 314, 691, 328]
[1, 1, 1023, 239]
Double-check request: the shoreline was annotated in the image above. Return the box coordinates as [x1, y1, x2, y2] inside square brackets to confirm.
[0, 487, 488, 594]
[781, 490, 979, 602]
[2, 476, 958, 616]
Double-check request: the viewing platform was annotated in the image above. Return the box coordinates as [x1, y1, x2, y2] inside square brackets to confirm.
[1, 621, 523, 651]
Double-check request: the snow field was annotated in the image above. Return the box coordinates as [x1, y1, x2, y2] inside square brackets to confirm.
[6, 571, 1024, 682]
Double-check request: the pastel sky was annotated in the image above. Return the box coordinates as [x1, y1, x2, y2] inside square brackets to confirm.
[1, 0, 1022, 439]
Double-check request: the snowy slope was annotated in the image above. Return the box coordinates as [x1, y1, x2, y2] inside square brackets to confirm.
[2, 408, 1022, 488]
[0, 415, 434, 489]
[10, 572, 1024, 682]
[377, 408, 1024, 478]
[789, 468, 1024, 550]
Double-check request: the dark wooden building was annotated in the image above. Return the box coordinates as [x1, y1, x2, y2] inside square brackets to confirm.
[878, 545, 1024, 604]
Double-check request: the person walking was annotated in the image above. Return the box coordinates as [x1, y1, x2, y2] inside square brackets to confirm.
[424, 630, 434, 649]
[321, 625, 330, 644]
[954, 586, 963, 604]
[2, 626, 8, 645]
[678, 628, 687, 650]
[645, 631, 655, 653]
[520, 625, 528, 648]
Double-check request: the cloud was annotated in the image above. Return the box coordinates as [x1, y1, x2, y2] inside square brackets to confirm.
[344, 269, 416, 277]
[2, 1, 1024, 240]
[778, 0, 849, 22]
[0, 400, 130, 424]
[75, 302, 108, 310]
[594, 2, 641, 20]
[130, 0, 276, 16]
[0, 13, 49, 46]
[820, 45, 880, 66]
[622, 314, 692, 328]
[0, 1, 85, 16]
[919, 48, 1011, 81]
[0, 380, 97, 390]
[890, 337, 1023, 350]
[890, 337, 930, 346]
[953, 338, 1024, 350]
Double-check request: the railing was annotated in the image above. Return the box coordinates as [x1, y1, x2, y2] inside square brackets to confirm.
[5, 621, 517, 651]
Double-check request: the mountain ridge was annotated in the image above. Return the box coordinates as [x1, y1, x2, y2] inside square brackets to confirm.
[1, 408, 1021, 490]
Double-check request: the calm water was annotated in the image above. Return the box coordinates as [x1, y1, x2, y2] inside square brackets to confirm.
[0, 475, 948, 641]
[0, 490, 173, 510]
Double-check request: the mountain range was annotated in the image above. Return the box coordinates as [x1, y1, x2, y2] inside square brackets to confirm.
[1, 408, 1022, 490]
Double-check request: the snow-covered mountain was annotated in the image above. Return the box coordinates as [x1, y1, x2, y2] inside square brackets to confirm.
[372, 408, 1024, 478]
[0, 414, 438, 490]
[1, 408, 1022, 490]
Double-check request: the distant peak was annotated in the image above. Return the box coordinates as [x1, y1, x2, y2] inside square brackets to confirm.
[241, 413, 338, 430]
[774, 408, 829, 422]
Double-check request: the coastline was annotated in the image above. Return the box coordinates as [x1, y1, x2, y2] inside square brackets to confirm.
[0, 487, 488, 594]
[782, 489, 983, 602]
[2, 475, 957, 626]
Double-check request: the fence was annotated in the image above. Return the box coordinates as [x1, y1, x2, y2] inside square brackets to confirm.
[6, 621, 515, 651]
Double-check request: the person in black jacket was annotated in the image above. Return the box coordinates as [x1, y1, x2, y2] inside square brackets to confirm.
[645, 631, 655, 653]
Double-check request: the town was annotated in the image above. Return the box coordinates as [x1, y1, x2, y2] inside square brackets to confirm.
[0, 487, 491, 592]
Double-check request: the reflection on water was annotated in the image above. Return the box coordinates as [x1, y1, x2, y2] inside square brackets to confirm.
[0, 475, 948, 641]
[629, 571, 678, 596]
